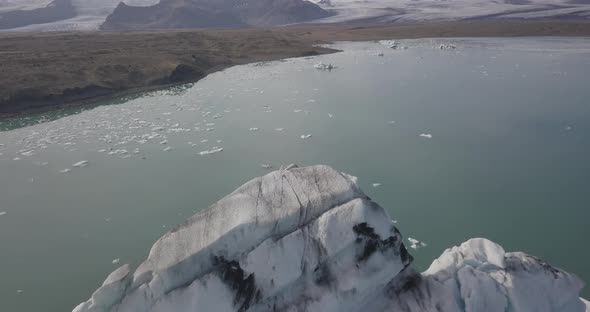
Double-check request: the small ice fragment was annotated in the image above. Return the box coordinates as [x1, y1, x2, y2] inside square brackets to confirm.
[249, 127, 259, 132]
[17, 290, 23, 294]
[372, 183, 381, 188]
[392, 220, 398, 224]
[438, 43, 457, 50]
[163, 147, 173, 151]
[60, 168, 71, 173]
[160, 140, 168, 145]
[13, 157, 21, 161]
[294, 109, 302, 113]
[300, 134, 312, 139]
[72, 160, 89, 167]
[261, 164, 272, 169]
[98, 149, 106, 153]
[419, 133, 433, 139]
[198, 147, 223, 155]
[566, 126, 572, 131]
[377, 53, 384, 56]
[0, 212, 6, 216]
[388, 121, 396, 124]
[275, 128, 285, 131]
[421, 242, 428, 247]
[328, 113, 333, 118]
[112, 258, 120, 264]
[201, 139, 209, 143]
[314, 62, 334, 70]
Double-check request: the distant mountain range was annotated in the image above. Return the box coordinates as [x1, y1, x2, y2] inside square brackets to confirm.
[101, 0, 332, 30]
[0, 0, 589, 31]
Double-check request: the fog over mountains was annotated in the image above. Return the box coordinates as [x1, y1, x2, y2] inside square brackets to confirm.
[1, 0, 589, 31]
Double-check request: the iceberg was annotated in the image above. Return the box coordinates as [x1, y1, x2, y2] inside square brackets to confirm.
[314, 62, 334, 70]
[73, 165, 588, 312]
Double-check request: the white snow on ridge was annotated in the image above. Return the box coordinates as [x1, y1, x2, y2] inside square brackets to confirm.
[2, 0, 589, 31]
[0, 0, 159, 31]
[73, 165, 589, 312]
[310, 0, 590, 24]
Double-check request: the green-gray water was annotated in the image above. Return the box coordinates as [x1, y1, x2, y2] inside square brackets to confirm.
[1, 38, 589, 312]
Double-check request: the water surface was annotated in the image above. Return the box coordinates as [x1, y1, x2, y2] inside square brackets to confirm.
[1, 37, 589, 312]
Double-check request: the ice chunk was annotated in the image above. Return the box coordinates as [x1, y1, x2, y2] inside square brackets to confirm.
[372, 183, 381, 188]
[60, 169, 72, 173]
[163, 147, 173, 152]
[438, 43, 457, 50]
[0, 212, 6, 217]
[249, 128, 259, 132]
[198, 147, 223, 155]
[112, 259, 120, 264]
[314, 62, 334, 70]
[261, 164, 272, 169]
[72, 160, 89, 168]
[420, 133, 433, 139]
[300, 134, 312, 139]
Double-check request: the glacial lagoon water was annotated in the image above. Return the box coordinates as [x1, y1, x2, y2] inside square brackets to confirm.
[1, 37, 590, 312]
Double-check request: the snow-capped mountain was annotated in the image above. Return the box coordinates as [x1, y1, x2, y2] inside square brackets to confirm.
[0, 0, 158, 31]
[0, 0, 589, 31]
[73, 165, 589, 312]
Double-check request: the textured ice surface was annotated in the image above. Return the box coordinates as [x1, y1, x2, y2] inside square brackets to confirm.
[74, 165, 588, 312]
[311, 0, 590, 23]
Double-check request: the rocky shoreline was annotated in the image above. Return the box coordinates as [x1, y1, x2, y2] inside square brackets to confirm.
[1, 21, 590, 118]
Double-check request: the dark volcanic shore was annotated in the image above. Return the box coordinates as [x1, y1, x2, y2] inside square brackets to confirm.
[1, 21, 590, 117]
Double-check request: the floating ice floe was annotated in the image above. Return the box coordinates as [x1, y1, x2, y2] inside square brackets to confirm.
[198, 147, 223, 156]
[408, 237, 427, 249]
[419, 133, 433, 139]
[163, 147, 173, 152]
[0, 212, 6, 217]
[97, 149, 107, 153]
[200, 139, 209, 143]
[372, 183, 381, 188]
[112, 259, 120, 264]
[438, 43, 457, 50]
[293, 109, 303, 113]
[261, 164, 272, 169]
[16, 290, 23, 294]
[72, 160, 89, 168]
[249, 128, 259, 132]
[314, 62, 334, 70]
[300, 134, 312, 139]
[160, 140, 168, 145]
[60, 169, 71, 173]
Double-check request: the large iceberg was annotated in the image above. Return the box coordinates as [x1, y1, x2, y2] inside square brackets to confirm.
[74, 165, 588, 312]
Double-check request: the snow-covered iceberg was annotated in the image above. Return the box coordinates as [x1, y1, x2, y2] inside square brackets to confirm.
[74, 165, 588, 312]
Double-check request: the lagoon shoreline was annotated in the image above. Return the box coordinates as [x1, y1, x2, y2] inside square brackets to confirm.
[1, 20, 589, 118]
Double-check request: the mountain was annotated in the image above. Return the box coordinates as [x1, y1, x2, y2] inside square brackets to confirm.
[0, 0, 589, 31]
[73, 165, 589, 312]
[0, 0, 158, 31]
[0, 0, 75, 29]
[100, 0, 333, 30]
